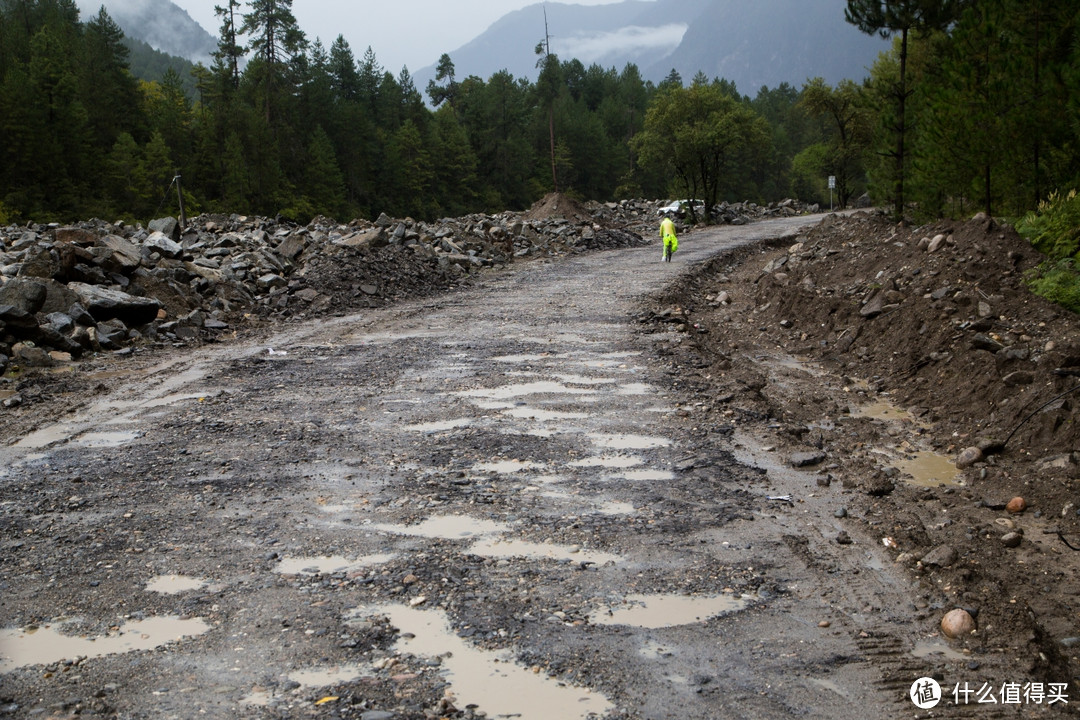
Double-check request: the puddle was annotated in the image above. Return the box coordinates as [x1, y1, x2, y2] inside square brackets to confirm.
[0, 616, 211, 672]
[570, 455, 644, 469]
[467, 538, 622, 565]
[616, 383, 654, 395]
[810, 677, 853, 699]
[145, 575, 206, 594]
[274, 554, 395, 575]
[895, 451, 962, 487]
[404, 418, 475, 432]
[501, 407, 590, 421]
[853, 400, 915, 422]
[589, 593, 751, 629]
[456, 382, 596, 400]
[912, 640, 968, 661]
[588, 433, 671, 450]
[552, 374, 617, 386]
[368, 604, 612, 720]
[77, 430, 141, 448]
[492, 354, 564, 363]
[616, 469, 676, 482]
[473, 459, 544, 474]
[593, 501, 636, 516]
[372, 515, 509, 539]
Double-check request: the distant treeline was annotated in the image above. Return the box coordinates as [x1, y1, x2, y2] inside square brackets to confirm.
[0, 0, 1078, 225]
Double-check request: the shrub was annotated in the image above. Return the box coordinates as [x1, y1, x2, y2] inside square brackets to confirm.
[1018, 190, 1080, 314]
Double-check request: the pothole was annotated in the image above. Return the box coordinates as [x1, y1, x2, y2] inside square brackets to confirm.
[274, 554, 395, 575]
[371, 515, 509, 539]
[145, 575, 207, 595]
[588, 593, 752, 629]
[911, 640, 968, 661]
[0, 616, 211, 672]
[456, 382, 597, 400]
[569, 455, 643, 469]
[404, 418, 476, 432]
[895, 451, 963, 487]
[466, 538, 622, 565]
[472, 459, 544, 474]
[363, 604, 613, 720]
[587, 433, 671, 450]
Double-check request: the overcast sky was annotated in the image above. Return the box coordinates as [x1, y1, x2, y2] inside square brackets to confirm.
[169, 0, 627, 74]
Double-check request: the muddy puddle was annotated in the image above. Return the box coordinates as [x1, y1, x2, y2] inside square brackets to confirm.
[466, 538, 622, 565]
[456, 381, 597, 400]
[570, 455, 644, 469]
[587, 433, 672, 450]
[895, 451, 963, 487]
[500, 407, 590, 421]
[363, 604, 613, 720]
[145, 575, 207, 594]
[0, 616, 211, 673]
[371, 515, 509, 539]
[274, 553, 396, 575]
[404, 418, 475, 433]
[242, 664, 371, 706]
[589, 593, 752, 629]
[472, 459, 544, 474]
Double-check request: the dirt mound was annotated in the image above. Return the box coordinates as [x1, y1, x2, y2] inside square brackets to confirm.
[644, 209, 1080, 685]
[524, 192, 594, 224]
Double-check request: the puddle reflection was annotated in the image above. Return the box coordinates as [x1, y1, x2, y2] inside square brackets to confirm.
[274, 554, 394, 575]
[896, 451, 962, 487]
[467, 538, 622, 565]
[372, 515, 509, 539]
[589, 593, 751, 629]
[145, 575, 206, 594]
[588, 433, 671, 450]
[0, 616, 211, 672]
[366, 604, 613, 720]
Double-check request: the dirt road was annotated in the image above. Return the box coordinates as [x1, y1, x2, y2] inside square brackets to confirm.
[0, 215, 1037, 719]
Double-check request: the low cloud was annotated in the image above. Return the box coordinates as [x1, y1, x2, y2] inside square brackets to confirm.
[553, 23, 687, 64]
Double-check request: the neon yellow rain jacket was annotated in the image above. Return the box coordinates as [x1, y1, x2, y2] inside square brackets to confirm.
[660, 217, 678, 253]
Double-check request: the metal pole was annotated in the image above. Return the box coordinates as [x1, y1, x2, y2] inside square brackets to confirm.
[175, 174, 186, 231]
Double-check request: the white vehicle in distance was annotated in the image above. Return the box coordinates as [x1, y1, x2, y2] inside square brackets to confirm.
[656, 199, 704, 216]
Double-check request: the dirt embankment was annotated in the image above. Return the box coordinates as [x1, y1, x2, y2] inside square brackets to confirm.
[645, 209, 1079, 685]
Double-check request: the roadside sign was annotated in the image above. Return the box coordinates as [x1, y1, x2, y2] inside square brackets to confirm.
[828, 176, 836, 189]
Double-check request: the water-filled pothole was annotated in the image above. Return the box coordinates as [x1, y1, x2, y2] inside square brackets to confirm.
[0, 616, 211, 672]
[404, 418, 475, 433]
[457, 381, 596, 400]
[274, 554, 394, 575]
[145, 575, 206, 594]
[589, 593, 751, 629]
[895, 451, 963, 487]
[371, 515, 509, 539]
[365, 604, 612, 720]
[466, 538, 622, 565]
[569, 455, 643, 469]
[587, 433, 671, 450]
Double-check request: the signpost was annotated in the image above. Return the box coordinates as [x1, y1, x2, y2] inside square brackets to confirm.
[828, 175, 836, 212]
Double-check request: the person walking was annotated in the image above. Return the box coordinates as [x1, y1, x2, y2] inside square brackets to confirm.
[660, 216, 678, 262]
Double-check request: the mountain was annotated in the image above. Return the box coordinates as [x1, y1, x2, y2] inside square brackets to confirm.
[416, 0, 889, 96]
[75, 0, 217, 65]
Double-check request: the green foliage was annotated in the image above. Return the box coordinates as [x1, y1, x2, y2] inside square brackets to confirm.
[1018, 190, 1080, 313]
[1025, 260, 1080, 314]
[1017, 190, 1080, 260]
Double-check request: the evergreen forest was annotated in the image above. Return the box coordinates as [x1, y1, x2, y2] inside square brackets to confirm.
[1, 0, 1079, 229]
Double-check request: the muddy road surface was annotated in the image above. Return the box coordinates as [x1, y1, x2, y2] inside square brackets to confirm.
[0, 215, 1026, 719]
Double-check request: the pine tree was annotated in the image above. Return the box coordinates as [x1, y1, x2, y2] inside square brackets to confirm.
[845, 0, 963, 220]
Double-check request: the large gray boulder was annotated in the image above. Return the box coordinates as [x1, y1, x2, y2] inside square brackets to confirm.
[148, 217, 181, 242]
[0, 278, 48, 314]
[68, 282, 161, 326]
